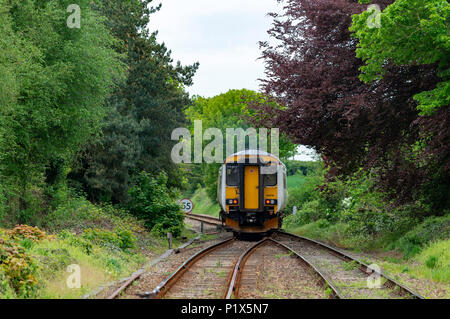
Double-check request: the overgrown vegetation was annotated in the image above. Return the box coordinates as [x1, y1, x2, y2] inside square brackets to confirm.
[190, 188, 221, 217]
[284, 165, 449, 288]
[127, 172, 184, 237]
[252, 0, 449, 293]
[0, 220, 143, 298]
[253, 0, 449, 212]
[185, 89, 297, 202]
[0, 0, 194, 298]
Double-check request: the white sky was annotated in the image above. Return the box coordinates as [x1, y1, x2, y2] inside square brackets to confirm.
[148, 0, 318, 161]
[148, 0, 282, 98]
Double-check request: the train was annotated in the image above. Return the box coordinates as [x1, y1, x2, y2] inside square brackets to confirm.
[217, 150, 287, 235]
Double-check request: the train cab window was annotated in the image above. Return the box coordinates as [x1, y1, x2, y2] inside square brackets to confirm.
[263, 172, 277, 186]
[263, 162, 277, 186]
[226, 164, 239, 186]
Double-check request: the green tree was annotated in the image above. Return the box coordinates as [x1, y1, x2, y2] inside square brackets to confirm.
[127, 172, 184, 237]
[186, 89, 297, 201]
[351, 0, 449, 115]
[70, 1, 198, 203]
[0, 0, 123, 219]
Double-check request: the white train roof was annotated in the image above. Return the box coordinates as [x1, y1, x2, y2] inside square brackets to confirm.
[224, 149, 285, 166]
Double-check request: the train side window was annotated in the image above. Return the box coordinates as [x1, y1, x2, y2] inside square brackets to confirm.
[226, 164, 239, 186]
[283, 173, 287, 190]
[217, 168, 223, 199]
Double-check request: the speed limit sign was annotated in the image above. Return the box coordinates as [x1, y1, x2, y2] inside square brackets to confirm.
[179, 198, 194, 213]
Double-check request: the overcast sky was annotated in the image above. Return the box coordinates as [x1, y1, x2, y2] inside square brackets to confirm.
[148, 0, 282, 98]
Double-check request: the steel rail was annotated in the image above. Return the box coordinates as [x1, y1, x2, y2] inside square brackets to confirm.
[146, 237, 234, 299]
[107, 269, 145, 299]
[275, 230, 425, 299]
[225, 238, 342, 299]
[106, 232, 203, 299]
[225, 238, 270, 299]
[185, 212, 223, 226]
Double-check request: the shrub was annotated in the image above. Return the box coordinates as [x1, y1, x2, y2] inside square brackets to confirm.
[81, 228, 136, 251]
[127, 172, 184, 237]
[0, 235, 39, 297]
[58, 230, 93, 255]
[393, 215, 450, 258]
[7, 225, 55, 242]
[416, 239, 450, 283]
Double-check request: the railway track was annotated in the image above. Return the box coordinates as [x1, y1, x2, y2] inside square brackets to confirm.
[181, 215, 424, 299]
[147, 238, 250, 298]
[108, 213, 424, 299]
[274, 231, 425, 299]
[185, 212, 223, 226]
[139, 237, 340, 299]
[185, 214, 424, 299]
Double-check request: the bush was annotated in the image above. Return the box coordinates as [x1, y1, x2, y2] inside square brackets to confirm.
[7, 225, 55, 242]
[81, 228, 136, 251]
[0, 232, 39, 297]
[127, 172, 184, 237]
[416, 239, 450, 283]
[392, 215, 450, 258]
[41, 195, 147, 236]
[286, 172, 344, 226]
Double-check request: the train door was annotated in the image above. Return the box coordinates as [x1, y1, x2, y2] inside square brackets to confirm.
[244, 166, 259, 209]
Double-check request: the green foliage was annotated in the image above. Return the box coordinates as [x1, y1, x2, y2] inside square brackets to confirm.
[69, 0, 198, 203]
[0, 0, 124, 219]
[127, 172, 184, 237]
[186, 89, 297, 201]
[351, 0, 450, 114]
[0, 229, 42, 297]
[285, 160, 322, 176]
[0, 214, 150, 299]
[38, 194, 145, 235]
[416, 239, 449, 283]
[285, 171, 343, 225]
[286, 174, 307, 190]
[81, 228, 136, 251]
[189, 187, 221, 217]
[391, 215, 450, 258]
[285, 163, 450, 262]
[425, 256, 438, 269]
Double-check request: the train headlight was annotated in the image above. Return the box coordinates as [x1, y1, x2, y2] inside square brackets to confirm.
[265, 199, 277, 205]
[226, 199, 239, 205]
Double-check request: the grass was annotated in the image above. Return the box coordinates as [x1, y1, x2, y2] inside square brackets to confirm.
[383, 239, 449, 285]
[286, 219, 350, 248]
[189, 188, 220, 217]
[31, 238, 144, 298]
[147, 227, 200, 254]
[342, 261, 359, 271]
[287, 174, 307, 190]
[285, 217, 450, 298]
[0, 195, 204, 299]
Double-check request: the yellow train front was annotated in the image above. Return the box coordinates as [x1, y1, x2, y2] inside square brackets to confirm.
[217, 150, 287, 235]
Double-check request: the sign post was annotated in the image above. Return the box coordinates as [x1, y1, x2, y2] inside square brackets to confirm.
[293, 206, 297, 223]
[167, 232, 172, 249]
